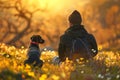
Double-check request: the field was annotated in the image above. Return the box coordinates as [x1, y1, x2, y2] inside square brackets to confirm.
[0, 43, 120, 80]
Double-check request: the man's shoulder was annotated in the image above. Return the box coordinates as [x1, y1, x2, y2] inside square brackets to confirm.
[60, 34, 72, 43]
[60, 33, 71, 40]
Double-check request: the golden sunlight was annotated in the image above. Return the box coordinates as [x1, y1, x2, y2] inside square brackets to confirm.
[22, 0, 90, 14]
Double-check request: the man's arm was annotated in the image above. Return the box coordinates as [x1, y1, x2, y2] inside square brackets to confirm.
[58, 36, 66, 62]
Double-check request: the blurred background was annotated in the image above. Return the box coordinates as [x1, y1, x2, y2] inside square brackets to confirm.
[0, 0, 120, 50]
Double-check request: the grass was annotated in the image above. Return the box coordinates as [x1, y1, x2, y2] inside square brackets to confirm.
[0, 43, 120, 80]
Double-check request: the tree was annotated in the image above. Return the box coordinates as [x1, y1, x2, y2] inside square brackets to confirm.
[83, 0, 120, 46]
[0, 0, 67, 49]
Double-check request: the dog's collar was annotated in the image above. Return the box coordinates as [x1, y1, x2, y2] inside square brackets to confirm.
[31, 41, 39, 45]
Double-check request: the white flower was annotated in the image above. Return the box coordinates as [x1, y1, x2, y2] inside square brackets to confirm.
[116, 75, 120, 79]
[98, 74, 104, 79]
[98, 74, 102, 78]
[107, 77, 111, 80]
[101, 75, 104, 79]
[81, 70, 84, 74]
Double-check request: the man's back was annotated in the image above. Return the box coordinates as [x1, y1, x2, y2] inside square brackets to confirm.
[58, 10, 98, 62]
[58, 24, 92, 61]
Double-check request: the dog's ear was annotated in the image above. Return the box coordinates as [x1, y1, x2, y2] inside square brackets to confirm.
[38, 35, 45, 44]
[31, 35, 35, 41]
[39, 39, 45, 44]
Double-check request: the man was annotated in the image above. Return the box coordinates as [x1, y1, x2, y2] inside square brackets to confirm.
[58, 10, 98, 62]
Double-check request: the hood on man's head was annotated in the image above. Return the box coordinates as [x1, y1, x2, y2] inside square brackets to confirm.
[68, 10, 82, 25]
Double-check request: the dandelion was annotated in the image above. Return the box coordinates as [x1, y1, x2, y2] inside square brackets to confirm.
[80, 58, 84, 60]
[61, 72, 66, 78]
[81, 70, 84, 74]
[106, 68, 109, 72]
[18, 65, 24, 71]
[28, 71, 35, 77]
[39, 74, 47, 80]
[65, 66, 69, 71]
[76, 59, 79, 62]
[24, 64, 31, 72]
[98, 45, 102, 50]
[25, 64, 31, 69]
[42, 60, 45, 62]
[116, 75, 120, 79]
[21, 46, 24, 49]
[47, 60, 50, 62]
[1, 43, 120, 80]
[51, 74, 60, 80]
[6, 54, 10, 58]
[44, 48, 47, 51]
[42, 68, 48, 72]
[101, 76, 104, 79]
[98, 74, 104, 79]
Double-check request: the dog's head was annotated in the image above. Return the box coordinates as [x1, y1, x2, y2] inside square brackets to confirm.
[31, 35, 45, 44]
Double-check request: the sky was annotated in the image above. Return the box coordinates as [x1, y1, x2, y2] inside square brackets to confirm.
[23, 0, 90, 15]
[43, 0, 90, 13]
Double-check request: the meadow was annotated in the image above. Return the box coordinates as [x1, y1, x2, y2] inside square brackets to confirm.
[0, 43, 120, 80]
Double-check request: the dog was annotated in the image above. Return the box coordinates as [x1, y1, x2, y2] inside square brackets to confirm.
[24, 35, 45, 68]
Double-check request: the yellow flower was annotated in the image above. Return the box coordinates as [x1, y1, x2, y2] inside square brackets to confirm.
[42, 67, 48, 72]
[80, 58, 84, 60]
[98, 45, 102, 50]
[18, 65, 24, 71]
[25, 64, 31, 69]
[24, 64, 31, 72]
[51, 74, 60, 80]
[61, 72, 66, 78]
[28, 71, 35, 77]
[65, 66, 69, 71]
[39, 74, 47, 80]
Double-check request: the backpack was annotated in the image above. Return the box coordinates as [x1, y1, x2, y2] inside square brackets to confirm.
[69, 34, 98, 60]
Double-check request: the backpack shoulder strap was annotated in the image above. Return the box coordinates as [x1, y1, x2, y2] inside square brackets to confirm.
[70, 38, 93, 58]
[77, 38, 93, 57]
